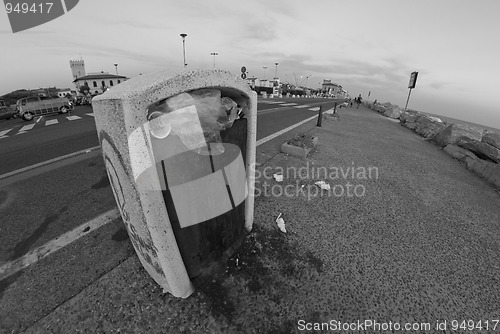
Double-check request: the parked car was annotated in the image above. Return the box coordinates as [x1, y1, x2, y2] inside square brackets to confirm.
[15, 96, 74, 121]
[0, 99, 15, 120]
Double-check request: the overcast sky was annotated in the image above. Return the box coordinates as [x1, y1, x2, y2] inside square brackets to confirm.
[1, 0, 499, 128]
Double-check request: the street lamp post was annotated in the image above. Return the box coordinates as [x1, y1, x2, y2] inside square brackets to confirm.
[180, 33, 187, 67]
[114, 63, 118, 75]
[274, 62, 278, 79]
[210, 52, 218, 68]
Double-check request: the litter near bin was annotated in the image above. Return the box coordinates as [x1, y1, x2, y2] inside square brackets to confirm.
[276, 213, 286, 233]
[273, 173, 283, 182]
[314, 181, 331, 190]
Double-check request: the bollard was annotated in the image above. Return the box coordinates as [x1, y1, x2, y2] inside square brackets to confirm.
[333, 102, 337, 115]
[92, 69, 257, 298]
[316, 105, 323, 127]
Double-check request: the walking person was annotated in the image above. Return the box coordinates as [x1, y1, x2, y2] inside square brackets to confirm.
[356, 94, 362, 109]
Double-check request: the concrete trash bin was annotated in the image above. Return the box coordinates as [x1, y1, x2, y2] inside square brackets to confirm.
[92, 69, 257, 298]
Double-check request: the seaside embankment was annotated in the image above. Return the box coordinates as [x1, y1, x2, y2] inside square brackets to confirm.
[367, 101, 500, 190]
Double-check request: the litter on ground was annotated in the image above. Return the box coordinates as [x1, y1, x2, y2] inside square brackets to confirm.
[314, 181, 331, 190]
[276, 213, 286, 233]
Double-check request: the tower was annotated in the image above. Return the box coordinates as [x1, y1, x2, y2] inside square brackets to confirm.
[69, 59, 86, 81]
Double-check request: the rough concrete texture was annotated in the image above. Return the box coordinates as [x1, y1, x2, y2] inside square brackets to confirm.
[23, 104, 500, 333]
[280, 137, 318, 159]
[92, 69, 257, 297]
[433, 123, 483, 147]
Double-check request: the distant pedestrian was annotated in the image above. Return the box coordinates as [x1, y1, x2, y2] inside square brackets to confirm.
[356, 94, 362, 109]
[349, 99, 353, 107]
[374, 99, 377, 105]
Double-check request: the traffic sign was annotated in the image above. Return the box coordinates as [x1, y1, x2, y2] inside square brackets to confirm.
[241, 66, 246, 73]
[241, 73, 247, 79]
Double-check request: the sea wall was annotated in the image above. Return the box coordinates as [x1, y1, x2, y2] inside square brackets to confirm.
[367, 102, 500, 189]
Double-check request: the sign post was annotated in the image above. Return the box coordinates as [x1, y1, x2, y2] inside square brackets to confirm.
[405, 71, 418, 111]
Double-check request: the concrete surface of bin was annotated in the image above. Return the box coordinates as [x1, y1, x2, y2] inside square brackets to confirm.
[92, 69, 257, 298]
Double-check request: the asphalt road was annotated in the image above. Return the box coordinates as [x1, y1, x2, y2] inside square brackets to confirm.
[0, 99, 337, 175]
[0, 97, 342, 333]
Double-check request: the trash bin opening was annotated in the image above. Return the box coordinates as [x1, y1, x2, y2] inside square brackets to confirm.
[145, 87, 250, 156]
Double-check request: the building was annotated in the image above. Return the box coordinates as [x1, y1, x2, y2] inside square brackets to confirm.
[321, 80, 344, 98]
[70, 59, 128, 95]
[55, 88, 77, 98]
[69, 59, 86, 81]
[73, 72, 128, 95]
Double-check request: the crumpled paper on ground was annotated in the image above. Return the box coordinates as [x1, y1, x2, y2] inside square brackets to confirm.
[276, 213, 286, 233]
[315, 181, 331, 190]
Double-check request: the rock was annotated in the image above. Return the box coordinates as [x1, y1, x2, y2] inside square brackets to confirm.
[456, 136, 500, 163]
[465, 159, 500, 189]
[414, 121, 447, 139]
[399, 112, 411, 123]
[403, 122, 417, 130]
[482, 132, 500, 150]
[428, 116, 442, 123]
[433, 124, 483, 147]
[373, 104, 386, 113]
[443, 144, 478, 161]
[482, 161, 500, 188]
[384, 107, 403, 119]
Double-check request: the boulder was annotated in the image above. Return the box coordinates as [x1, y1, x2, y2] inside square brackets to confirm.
[428, 116, 443, 123]
[482, 161, 500, 188]
[384, 107, 403, 119]
[373, 104, 386, 113]
[414, 121, 447, 139]
[399, 112, 411, 123]
[443, 144, 478, 161]
[456, 136, 500, 163]
[403, 122, 417, 130]
[433, 124, 483, 147]
[482, 132, 500, 150]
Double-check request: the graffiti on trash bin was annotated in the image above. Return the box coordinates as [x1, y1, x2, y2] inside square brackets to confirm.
[100, 132, 164, 278]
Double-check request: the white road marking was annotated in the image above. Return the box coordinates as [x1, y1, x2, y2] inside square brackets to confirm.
[35, 116, 43, 123]
[309, 107, 320, 111]
[66, 115, 81, 121]
[280, 103, 298, 106]
[86, 113, 94, 117]
[45, 119, 59, 126]
[0, 114, 328, 279]
[0, 146, 101, 180]
[19, 124, 35, 132]
[0, 209, 120, 281]
[256, 114, 321, 146]
[15, 131, 27, 135]
[0, 129, 12, 137]
[294, 105, 311, 108]
[0, 136, 8, 139]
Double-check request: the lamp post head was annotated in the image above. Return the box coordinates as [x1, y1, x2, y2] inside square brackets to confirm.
[180, 33, 187, 40]
[114, 63, 118, 67]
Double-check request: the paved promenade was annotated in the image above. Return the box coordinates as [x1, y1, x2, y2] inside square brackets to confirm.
[8, 104, 500, 333]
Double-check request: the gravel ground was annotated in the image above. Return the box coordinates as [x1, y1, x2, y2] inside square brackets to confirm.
[19, 104, 500, 333]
